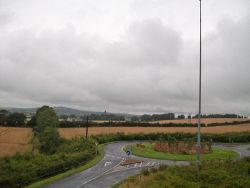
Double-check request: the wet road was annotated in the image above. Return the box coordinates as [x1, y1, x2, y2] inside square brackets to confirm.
[44, 141, 250, 188]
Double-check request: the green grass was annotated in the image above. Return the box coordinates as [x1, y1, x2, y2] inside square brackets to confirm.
[125, 143, 238, 161]
[25, 144, 104, 188]
[113, 157, 250, 188]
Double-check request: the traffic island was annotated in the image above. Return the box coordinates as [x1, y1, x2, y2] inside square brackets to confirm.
[125, 143, 239, 161]
[120, 158, 143, 166]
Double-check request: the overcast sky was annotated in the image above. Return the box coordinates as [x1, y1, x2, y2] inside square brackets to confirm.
[0, 0, 249, 115]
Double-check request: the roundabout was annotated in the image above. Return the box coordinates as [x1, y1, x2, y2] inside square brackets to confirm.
[44, 141, 249, 188]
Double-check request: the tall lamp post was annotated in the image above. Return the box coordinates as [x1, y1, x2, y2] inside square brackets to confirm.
[197, 0, 202, 167]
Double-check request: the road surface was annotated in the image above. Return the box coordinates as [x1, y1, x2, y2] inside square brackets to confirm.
[44, 141, 250, 188]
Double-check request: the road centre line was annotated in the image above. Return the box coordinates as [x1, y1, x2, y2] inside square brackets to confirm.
[76, 158, 125, 188]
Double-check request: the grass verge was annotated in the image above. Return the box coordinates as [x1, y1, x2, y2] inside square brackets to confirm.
[112, 157, 250, 188]
[125, 143, 238, 161]
[26, 144, 104, 188]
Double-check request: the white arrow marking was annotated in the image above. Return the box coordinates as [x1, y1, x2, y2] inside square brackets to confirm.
[104, 161, 112, 167]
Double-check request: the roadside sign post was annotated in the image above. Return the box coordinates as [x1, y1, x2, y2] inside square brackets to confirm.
[126, 150, 131, 157]
[126, 145, 132, 158]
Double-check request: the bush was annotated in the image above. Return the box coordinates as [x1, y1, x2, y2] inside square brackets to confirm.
[0, 139, 96, 188]
[116, 157, 250, 188]
[150, 167, 158, 173]
[38, 127, 62, 154]
[159, 164, 168, 171]
[142, 169, 150, 176]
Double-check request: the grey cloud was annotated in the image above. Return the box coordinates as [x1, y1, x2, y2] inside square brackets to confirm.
[202, 15, 250, 114]
[0, 1, 249, 115]
[101, 19, 182, 68]
[0, 10, 14, 28]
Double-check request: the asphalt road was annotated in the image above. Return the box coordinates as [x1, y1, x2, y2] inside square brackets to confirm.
[44, 141, 250, 188]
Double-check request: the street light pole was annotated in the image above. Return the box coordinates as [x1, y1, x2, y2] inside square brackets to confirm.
[197, 0, 202, 166]
[85, 116, 89, 140]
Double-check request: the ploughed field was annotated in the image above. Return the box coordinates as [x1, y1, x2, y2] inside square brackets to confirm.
[0, 127, 33, 157]
[59, 124, 250, 139]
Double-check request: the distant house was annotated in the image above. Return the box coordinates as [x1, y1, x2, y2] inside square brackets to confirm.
[66, 116, 81, 122]
[25, 114, 32, 122]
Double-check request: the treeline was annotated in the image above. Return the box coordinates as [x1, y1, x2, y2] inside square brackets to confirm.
[59, 121, 206, 128]
[140, 113, 246, 122]
[83, 114, 125, 121]
[192, 113, 245, 118]
[0, 110, 26, 126]
[58, 120, 250, 128]
[2, 119, 250, 128]
[91, 132, 250, 144]
[141, 113, 176, 121]
[208, 120, 250, 126]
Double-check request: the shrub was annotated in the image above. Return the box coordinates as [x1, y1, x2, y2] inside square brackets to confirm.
[159, 164, 168, 171]
[142, 169, 150, 176]
[150, 167, 158, 173]
[0, 139, 96, 188]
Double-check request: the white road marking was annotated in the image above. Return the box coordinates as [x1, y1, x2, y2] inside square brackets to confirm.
[146, 162, 150, 166]
[140, 162, 142, 167]
[76, 158, 125, 188]
[134, 163, 137, 167]
[151, 162, 155, 166]
[104, 161, 111, 167]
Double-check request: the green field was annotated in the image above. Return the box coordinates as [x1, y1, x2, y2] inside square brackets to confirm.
[125, 143, 238, 161]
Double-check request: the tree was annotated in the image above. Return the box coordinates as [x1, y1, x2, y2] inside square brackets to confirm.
[131, 116, 139, 122]
[177, 115, 185, 119]
[0, 110, 8, 125]
[59, 114, 68, 120]
[6, 113, 26, 127]
[38, 127, 61, 154]
[0, 109, 9, 114]
[34, 106, 61, 154]
[27, 115, 37, 128]
[69, 114, 76, 118]
[35, 106, 59, 133]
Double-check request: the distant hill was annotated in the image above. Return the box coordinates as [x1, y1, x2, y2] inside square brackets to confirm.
[53, 107, 105, 116]
[1, 106, 134, 117]
[3, 107, 37, 114]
